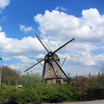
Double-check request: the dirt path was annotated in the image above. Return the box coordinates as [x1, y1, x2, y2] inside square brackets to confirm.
[43, 100, 104, 104]
[66, 100, 104, 104]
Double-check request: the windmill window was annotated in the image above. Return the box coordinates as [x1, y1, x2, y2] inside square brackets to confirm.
[56, 79, 61, 83]
[48, 69, 50, 72]
[56, 71, 58, 74]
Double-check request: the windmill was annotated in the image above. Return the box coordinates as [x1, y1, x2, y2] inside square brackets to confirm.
[25, 34, 75, 84]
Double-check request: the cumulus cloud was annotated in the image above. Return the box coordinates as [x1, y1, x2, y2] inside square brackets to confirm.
[0, 8, 104, 76]
[0, 32, 45, 57]
[0, 31, 60, 59]
[14, 56, 36, 63]
[9, 60, 42, 74]
[0, 31, 45, 73]
[0, 0, 10, 10]
[33, 8, 104, 76]
[19, 25, 33, 33]
[36, 54, 45, 59]
[34, 8, 104, 43]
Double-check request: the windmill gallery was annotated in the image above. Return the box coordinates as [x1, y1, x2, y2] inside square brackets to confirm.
[25, 34, 75, 84]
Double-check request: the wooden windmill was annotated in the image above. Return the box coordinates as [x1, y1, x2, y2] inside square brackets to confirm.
[25, 34, 75, 84]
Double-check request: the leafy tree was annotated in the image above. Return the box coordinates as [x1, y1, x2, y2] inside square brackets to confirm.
[88, 72, 104, 89]
[74, 76, 88, 100]
[1, 66, 21, 85]
[22, 72, 44, 88]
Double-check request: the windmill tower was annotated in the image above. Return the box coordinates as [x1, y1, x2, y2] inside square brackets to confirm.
[25, 34, 75, 84]
[43, 53, 63, 84]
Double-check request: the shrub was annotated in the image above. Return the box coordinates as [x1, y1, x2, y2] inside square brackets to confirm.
[87, 88, 104, 100]
[0, 84, 80, 104]
[74, 76, 88, 100]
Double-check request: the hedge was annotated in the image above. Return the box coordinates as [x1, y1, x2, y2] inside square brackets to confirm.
[87, 88, 104, 100]
[0, 84, 80, 104]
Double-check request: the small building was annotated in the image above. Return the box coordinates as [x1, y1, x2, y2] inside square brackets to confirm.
[43, 54, 64, 84]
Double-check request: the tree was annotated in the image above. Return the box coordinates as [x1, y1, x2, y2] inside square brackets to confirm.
[1, 66, 21, 85]
[75, 76, 88, 100]
[22, 73, 44, 88]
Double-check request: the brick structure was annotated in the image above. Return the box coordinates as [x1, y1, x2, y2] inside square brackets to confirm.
[46, 79, 64, 84]
[43, 54, 64, 84]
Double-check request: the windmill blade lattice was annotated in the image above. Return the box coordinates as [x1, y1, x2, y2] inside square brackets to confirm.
[24, 57, 48, 72]
[61, 57, 67, 67]
[24, 34, 75, 83]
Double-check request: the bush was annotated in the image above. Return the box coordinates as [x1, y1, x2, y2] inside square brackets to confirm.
[0, 84, 80, 104]
[34, 84, 79, 103]
[22, 73, 44, 88]
[74, 76, 88, 100]
[87, 88, 104, 100]
[2, 72, 104, 103]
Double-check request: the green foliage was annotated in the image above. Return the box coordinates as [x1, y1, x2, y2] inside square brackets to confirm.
[86, 72, 104, 100]
[35, 84, 79, 102]
[74, 76, 88, 100]
[1, 66, 104, 103]
[88, 72, 104, 89]
[0, 84, 79, 104]
[22, 73, 45, 88]
[1, 66, 21, 85]
[87, 88, 104, 100]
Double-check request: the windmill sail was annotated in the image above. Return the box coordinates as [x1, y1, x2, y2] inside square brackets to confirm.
[43, 54, 62, 79]
[25, 34, 75, 84]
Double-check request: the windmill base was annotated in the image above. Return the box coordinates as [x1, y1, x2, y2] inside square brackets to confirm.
[46, 79, 64, 84]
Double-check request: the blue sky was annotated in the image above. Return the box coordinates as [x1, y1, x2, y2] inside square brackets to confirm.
[1, 0, 104, 38]
[0, 0, 104, 76]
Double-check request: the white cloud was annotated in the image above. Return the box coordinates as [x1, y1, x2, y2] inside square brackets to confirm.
[19, 25, 33, 33]
[33, 8, 104, 76]
[9, 60, 43, 74]
[0, 8, 104, 76]
[55, 6, 67, 11]
[34, 8, 104, 43]
[0, 26, 2, 31]
[94, 54, 104, 68]
[0, 32, 45, 57]
[0, 0, 10, 9]
[0, 31, 62, 73]
[36, 54, 45, 59]
[14, 55, 36, 64]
